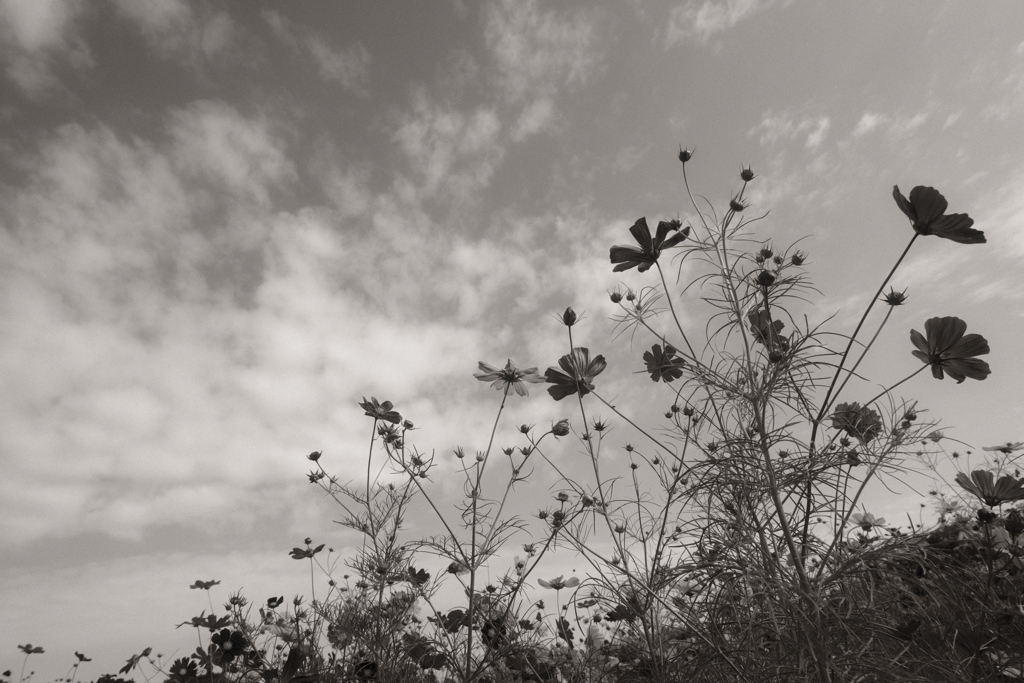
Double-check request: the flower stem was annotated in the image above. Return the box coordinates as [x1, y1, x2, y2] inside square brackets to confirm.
[818, 233, 918, 421]
[862, 364, 929, 409]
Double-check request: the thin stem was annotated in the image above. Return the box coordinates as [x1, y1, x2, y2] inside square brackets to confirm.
[862, 364, 929, 409]
[656, 261, 697, 360]
[818, 233, 918, 421]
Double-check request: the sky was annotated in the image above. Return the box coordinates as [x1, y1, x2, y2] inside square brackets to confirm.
[3, 0, 1024, 679]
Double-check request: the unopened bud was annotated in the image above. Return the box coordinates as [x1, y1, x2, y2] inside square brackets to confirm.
[551, 419, 570, 437]
[561, 307, 577, 327]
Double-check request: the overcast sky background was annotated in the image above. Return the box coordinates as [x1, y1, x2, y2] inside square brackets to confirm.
[3, 1, 1024, 679]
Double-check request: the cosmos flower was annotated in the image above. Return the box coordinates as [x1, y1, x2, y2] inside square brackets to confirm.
[537, 575, 580, 590]
[892, 185, 985, 244]
[910, 317, 990, 383]
[359, 397, 402, 424]
[850, 512, 887, 532]
[210, 629, 248, 662]
[831, 403, 883, 443]
[643, 343, 687, 383]
[545, 348, 607, 401]
[474, 359, 545, 397]
[955, 470, 1024, 507]
[982, 442, 1024, 455]
[610, 217, 690, 273]
[747, 308, 787, 352]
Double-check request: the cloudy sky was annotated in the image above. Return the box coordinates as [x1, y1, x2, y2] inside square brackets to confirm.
[3, 0, 1024, 678]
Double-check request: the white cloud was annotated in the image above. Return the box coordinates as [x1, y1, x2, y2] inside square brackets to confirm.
[512, 97, 555, 141]
[393, 93, 503, 200]
[484, 0, 597, 102]
[805, 117, 830, 149]
[750, 112, 831, 150]
[264, 10, 369, 91]
[0, 0, 91, 94]
[169, 100, 297, 206]
[111, 0, 234, 61]
[666, 0, 785, 46]
[852, 112, 887, 137]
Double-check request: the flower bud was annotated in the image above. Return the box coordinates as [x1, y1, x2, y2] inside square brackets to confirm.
[791, 251, 807, 266]
[1006, 510, 1024, 536]
[881, 288, 908, 306]
[729, 198, 747, 212]
[307, 451, 322, 462]
[756, 270, 776, 288]
[562, 307, 577, 327]
[551, 419, 570, 437]
[740, 166, 755, 182]
[610, 291, 623, 303]
[556, 491, 569, 501]
[678, 146, 693, 163]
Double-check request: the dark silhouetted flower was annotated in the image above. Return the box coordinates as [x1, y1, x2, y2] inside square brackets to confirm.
[850, 512, 886, 531]
[741, 166, 755, 181]
[643, 343, 687, 383]
[561, 307, 577, 326]
[538, 575, 579, 590]
[359, 397, 401, 424]
[610, 218, 689, 273]
[747, 308, 787, 352]
[910, 316, 990, 383]
[882, 288, 908, 306]
[831, 403, 883, 442]
[755, 270, 776, 288]
[545, 348, 607, 400]
[474, 359, 545, 397]
[892, 185, 985, 244]
[210, 629, 248, 662]
[955, 470, 1024, 507]
[982, 442, 1024, 454]
[167, 658, 197, 683]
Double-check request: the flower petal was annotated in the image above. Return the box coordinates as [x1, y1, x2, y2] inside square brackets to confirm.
[908, 186, 948, 229]
[892, 186, 916, 222]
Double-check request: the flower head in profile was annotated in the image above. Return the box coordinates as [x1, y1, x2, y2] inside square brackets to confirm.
[545, 347, 607, 401]
[474, 359, 545, 397]
[643, 343, 687, 383]
[882, 288, 908, 306]
[850, 512, 887, 532]
[610, 217, 690, 273]
[537, 575, 580, 590]
[955, 470, 1024, 507]
[910, 316, 990, 383]
[359, 397, 402, 424]
[982, 442, 1024, 455]
[831, 403, 883, 443]
[892, 185, 985, 244]
[747, 308, 787, 352]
